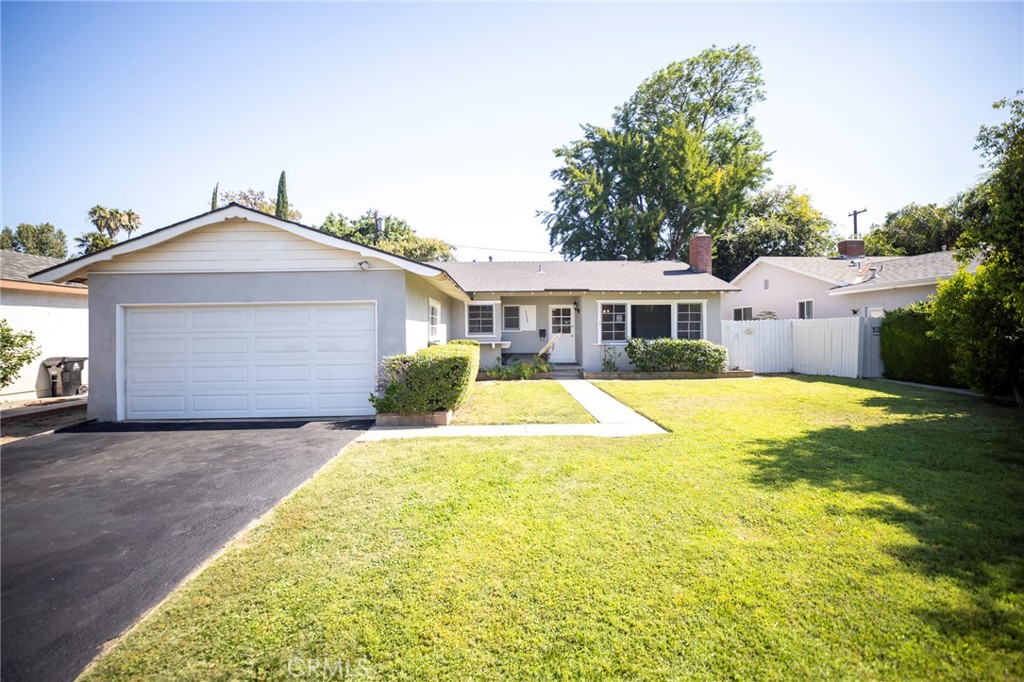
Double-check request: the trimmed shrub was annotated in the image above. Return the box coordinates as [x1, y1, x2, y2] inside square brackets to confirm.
[881, 302, 962, 388]
[369, 342, 480, 414]
[624, 338, 728, 373]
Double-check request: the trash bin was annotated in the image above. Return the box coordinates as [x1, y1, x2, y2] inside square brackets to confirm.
[42, 357, 88, 397]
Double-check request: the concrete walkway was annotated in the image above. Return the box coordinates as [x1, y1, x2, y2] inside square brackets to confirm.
[358, 379, 666, 441]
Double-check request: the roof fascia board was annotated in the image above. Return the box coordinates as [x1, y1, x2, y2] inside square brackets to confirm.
[828, 277, 943, 296]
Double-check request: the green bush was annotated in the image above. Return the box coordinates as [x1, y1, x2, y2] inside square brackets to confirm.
[369, 342, 480, 414]
[0, 319, 40, 389]
[880, 301, 961, 387]
[624, 338, 728, 373]
[485, 355, 550, 381]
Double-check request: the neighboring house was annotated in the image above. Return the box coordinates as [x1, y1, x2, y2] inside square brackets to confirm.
[722, 239, 978, 321]
[31, 204, 736, 422]
[1, 250, 89, 401]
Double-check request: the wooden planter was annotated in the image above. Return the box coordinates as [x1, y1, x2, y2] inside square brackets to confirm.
[580, 369, 754, 380]
[375, 410, 453, 426]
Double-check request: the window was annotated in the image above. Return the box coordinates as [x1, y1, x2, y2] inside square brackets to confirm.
[503, 305, 520, 331]
[551, 307, 573, 334]
[631, 304, 671, 339]
[467, 303, 495, 335]
[677, 303, 703, 339]
[798, 300, 814, 319]
[733, 307, 753, 321]
[601, 304, 627, 342]
[428, 299, 441, 341]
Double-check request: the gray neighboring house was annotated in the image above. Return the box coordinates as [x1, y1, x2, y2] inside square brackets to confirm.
[723, 239, 979, 320]
[32, 204, 736, 422]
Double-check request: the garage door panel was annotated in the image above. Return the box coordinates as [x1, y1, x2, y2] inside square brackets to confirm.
[124, 303, 376, 419]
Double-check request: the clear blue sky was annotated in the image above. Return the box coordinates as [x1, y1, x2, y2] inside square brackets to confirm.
[3, 2, 1022, 261]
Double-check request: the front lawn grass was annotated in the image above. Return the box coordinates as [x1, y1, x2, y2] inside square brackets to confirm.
[85, 377, 1023, 681]
[453, 380, 595, 425]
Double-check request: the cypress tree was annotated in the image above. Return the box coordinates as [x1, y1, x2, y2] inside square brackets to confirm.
[275, 171, 288, 219]
[211, 183, 219, 211]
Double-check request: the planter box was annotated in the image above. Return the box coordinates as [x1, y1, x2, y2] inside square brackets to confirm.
[581, 369, 754, 380]
[375, 410, 453, 427]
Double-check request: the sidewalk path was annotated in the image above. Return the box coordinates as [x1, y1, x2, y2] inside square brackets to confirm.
[358, 379, 666, 441]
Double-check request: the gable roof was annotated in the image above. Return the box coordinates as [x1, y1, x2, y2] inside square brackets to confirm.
[30, 204, 469, 300]
[434, 260, 738, 294]
[829, 250, 981, 296]
[1, 250, 85, 289]
[731, 255, 904, 287]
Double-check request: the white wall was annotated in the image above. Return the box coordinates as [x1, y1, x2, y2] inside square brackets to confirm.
[1, 288, 89, 401]
[836, 284, 939, 315]
[723, 263, 853, 319]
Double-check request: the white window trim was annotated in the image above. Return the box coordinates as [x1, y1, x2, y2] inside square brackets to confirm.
[465, 300, 499, 337]
[595, 299, 707, 345]
[733, 306, 753, 321]
[798, 299, 814, 320]
[428, 298, 441, 342]
[502, 304, 521, 332]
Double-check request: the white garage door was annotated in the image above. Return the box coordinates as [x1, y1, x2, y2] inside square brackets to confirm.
[123, 303, 376, 420]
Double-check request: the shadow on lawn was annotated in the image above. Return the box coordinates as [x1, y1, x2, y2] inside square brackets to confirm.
[747, 377, 1024, 651]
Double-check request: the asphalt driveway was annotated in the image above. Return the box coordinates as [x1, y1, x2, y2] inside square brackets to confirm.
[1, 419, 369, 682]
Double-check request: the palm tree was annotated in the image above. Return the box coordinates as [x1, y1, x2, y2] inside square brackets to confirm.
[87, 205, 119, 239]
[75, 231, 116, 255]
[119, 210, 141, 238]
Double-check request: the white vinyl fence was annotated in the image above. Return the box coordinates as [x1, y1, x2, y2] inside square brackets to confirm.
[721, 317, 883, 379]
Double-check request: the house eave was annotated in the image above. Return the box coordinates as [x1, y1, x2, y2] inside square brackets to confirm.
[828, 277, 943, 296]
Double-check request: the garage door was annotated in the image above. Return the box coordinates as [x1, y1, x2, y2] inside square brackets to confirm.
[123, 303, 376, 419]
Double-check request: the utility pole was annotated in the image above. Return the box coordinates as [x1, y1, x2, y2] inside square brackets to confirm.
[848, 208, 867, 238]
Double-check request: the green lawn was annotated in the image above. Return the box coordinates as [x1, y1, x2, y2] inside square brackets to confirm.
[85, 377, 1023, 681]
[453, 380, 595, 425]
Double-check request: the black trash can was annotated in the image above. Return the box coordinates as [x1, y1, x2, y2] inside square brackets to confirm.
[41, 357, 88, 397]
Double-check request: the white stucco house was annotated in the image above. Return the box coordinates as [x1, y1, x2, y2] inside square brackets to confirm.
[1, 250, 89, 401]
[722, 239, 978, 321]
[31, 204, 737, 422]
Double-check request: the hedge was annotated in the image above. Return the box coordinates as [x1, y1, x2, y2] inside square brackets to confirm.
[880, 302, 961, 387]
[369, 341, 480, 414]
[624, 338, 729, 373]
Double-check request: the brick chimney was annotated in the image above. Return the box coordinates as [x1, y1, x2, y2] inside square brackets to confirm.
[837, 239, 865, 258]
[689, 231, 712, 274]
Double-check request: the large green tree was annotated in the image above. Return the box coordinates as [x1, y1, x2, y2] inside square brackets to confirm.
[220, 188, 301, 221]
[712, 185, 836, 281]
[319, 211, 455, 262]
[0, 223, 68, 259]
[863, 202, 965, 257]
[931, 93, 1024, 404]
[541, 45, 771, 261]
[74, 232, 116, 255]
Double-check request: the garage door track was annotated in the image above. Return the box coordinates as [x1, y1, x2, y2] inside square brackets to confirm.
[1, 419, 369, 682]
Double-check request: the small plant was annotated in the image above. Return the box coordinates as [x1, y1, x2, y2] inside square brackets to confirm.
[0, 319, 40, 389]
[601, 345, 622, 372]
[486, 354, 550, 380]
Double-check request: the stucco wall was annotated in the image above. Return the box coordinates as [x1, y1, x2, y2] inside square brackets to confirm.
[403, 273, 453, 352]
[86, 270, 408, 421]
[723, 263, 854, 320]
[834, 284, 938, 315]
[0, 287, 89, 401]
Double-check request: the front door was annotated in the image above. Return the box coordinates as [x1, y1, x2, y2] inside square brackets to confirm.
[548, 306, 575, 363]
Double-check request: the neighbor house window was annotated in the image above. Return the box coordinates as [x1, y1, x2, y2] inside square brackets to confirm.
[503, 305, 520, 331]
[798, 300, 814, 319]
[733, 307, 753, 321]
[428, 299, 441, 341]
[467, 303, 495, 335]
[677, 303, 703, 339]
[601, 304, 627, 342]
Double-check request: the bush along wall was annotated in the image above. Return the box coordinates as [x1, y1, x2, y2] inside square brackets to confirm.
[369, 341, 480, 415]
[624, 338, 729, 373]
[879, 302, 961, 387]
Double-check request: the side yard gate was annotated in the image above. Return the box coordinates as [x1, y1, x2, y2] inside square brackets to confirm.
[721, 317, 883, 379]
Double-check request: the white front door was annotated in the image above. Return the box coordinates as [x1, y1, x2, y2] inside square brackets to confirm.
[548, 306, 575, 363]
[122, 303, 377, 419]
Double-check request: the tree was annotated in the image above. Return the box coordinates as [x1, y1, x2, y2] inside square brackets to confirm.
[275, 171, 289, 219]
[319, 211, 455, 262]
[87, 205, 141, 240]
[75, 232, 117, 255]
[862, 202, 964, 257]
[220, 188, 301, 221]
[0, 223, 68, 259]
[211, 183, 219, 211]
[0, 319, 40, 389]
[930, 92, 1024, 404]
[541, 45, 772, 261]
[712, 185, 836, 281]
